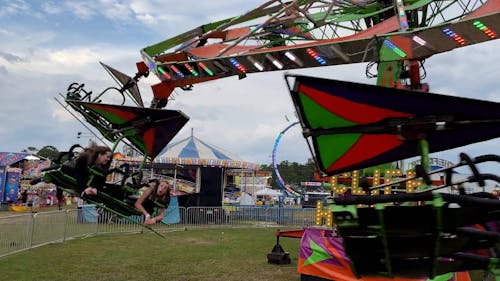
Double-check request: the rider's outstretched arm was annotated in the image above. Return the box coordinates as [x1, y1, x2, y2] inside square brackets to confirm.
[134, 188, 156, 224]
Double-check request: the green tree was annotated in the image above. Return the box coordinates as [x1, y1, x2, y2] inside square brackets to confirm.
[263, 159, 316, 189]
[21, 146, 38, 153]
[37, 146, 60, 160]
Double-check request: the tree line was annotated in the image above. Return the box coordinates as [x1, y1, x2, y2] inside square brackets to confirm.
[260, 159, 317, 189]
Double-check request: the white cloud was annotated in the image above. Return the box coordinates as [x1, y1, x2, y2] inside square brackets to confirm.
[64, 1, 96, 20]
[98, 0, 132, 21]
[41, 2, 64, 15]
[0, 27, 14, 36]
[50, 48, 101, 66]
[41, 0, 135, 23]
[128, 0, 260, 37]
[135, 13, 156, 25]
[0, 0, 30, 17]
[49, 98, 75, 122]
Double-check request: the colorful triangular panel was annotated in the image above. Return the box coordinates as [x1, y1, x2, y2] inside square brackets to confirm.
[287, 75, 500, 175]
[298, 228, 425, 281]
[100, 62, 144, 107]
[68, 101, 189, 159]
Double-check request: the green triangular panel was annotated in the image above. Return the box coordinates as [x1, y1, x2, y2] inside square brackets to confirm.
[299, 92, 355, 129]
[317, 134, 361, 170]
[303, 238, 333, 266]
[299, 93, 361, 168]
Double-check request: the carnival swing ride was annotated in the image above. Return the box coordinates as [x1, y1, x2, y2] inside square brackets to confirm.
[38, 0, 499, 278]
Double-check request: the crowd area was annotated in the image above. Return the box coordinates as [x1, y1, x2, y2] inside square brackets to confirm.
[9, 186, 73, 213]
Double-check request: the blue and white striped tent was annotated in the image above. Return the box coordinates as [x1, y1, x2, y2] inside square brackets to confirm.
[153, 134, 260, 170]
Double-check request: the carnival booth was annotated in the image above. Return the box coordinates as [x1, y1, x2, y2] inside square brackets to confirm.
[116, 132, 261, 207]
[0, 153, 35, 206]
[0, 153, 53, 209]
[255, 187, 283, 205]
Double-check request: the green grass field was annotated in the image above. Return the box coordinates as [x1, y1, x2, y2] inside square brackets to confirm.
[0, 227, 301, 281]
[0, 207, 495, 281]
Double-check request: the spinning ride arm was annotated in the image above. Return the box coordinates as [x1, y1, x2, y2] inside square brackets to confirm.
[137, 0, 500, 108]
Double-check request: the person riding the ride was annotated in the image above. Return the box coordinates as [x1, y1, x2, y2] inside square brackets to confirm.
[135, 179, 171, 224]
[74, 146, 113, 196]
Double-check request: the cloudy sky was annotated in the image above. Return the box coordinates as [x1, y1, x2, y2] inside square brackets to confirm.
[1, 0, 499, 174]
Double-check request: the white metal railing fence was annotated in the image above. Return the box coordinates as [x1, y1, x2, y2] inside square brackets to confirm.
[0, 205, 316, 258]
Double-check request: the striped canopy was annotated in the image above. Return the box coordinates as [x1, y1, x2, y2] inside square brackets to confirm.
[153, 134, 260, 170]
[0, 152, 31, 166]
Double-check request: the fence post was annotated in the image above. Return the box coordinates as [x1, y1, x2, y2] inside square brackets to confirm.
[63, 210, 69, 242]
[28, 213, 36, 249]
[95, 208, 99, 235]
